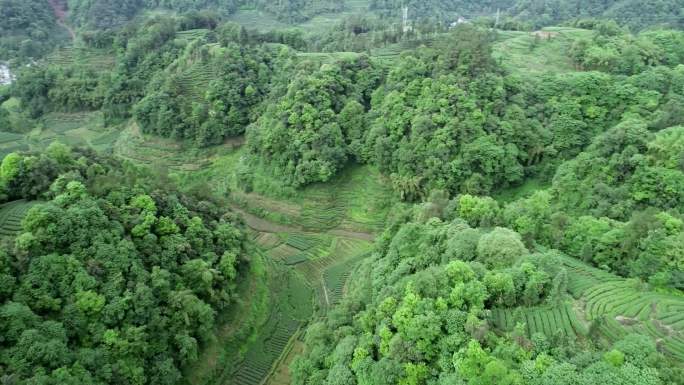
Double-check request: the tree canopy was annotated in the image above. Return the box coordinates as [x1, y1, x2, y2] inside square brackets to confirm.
[0, 146, 247, 385]
[290, 211, 683, 385]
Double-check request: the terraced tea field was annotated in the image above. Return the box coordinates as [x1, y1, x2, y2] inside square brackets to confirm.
[321, 251, 370, 305]
[231, 165, 391, 235]
[295, 237, 371, 310]
[175, 63, 217, 103]
[0, 200, 38, 238]
[45, 47, 116, 71]
[491, 254, 684, 362]
[370, 37, 436, 66]
[562, 255, 684, 360]
[232, 262, 312, 385]
[114, 122, 234, 172]
[492, 27, 593, 76]
[226, 10, 289, 32]
[0, 131, 28, 159]
[33, 111, 122, 151]
[176, 29, 210, 42]
[491, 303, 588, 339]
[0, 131, 23, 144]
[226, 205, 374, 385]
[180, 155, 382, 385]
[42, 111, 105, 134]
[227, 0, 370, 34]
[297, 51, 361, 65]
[1, 107, 119, 160]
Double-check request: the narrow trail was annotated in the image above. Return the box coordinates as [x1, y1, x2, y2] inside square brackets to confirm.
[48, 0, 76, 42]
[321, 277, 330, 306]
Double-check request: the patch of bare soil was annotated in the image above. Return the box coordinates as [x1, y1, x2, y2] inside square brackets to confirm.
[615, 315, 638, 326]
[48, 0, 76, 41]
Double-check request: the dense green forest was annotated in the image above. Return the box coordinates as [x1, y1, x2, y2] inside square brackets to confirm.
[370, 0, 684, 30]
[0, 145, 247, 384]
[0, 0, 69, 62]
[65, 0, 345, 28]
[291, 214, 683, 385]
[2, 1, 684, 385]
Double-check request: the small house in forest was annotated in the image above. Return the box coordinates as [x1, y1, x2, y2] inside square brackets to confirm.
[450, 17, 469, 28]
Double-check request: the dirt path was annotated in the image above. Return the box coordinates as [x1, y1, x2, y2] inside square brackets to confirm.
[48, 0, 76, 41]
[327, 228, 375, 242]
[321, 277, 330, 307]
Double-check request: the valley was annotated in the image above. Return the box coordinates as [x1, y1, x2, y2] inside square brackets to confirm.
[1, 1, 683, 384]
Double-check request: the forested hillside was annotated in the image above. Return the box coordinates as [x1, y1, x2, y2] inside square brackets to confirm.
[65, 0, 346, 29]
[0, 145, 247, 384]
[370, 0, 683, 30]
[4, 0, 678, 45]
[513, 0, 684, 30]
[0, 0, 68, 62]
[2, 2, 684, 385]
[291, 214, 683, 385]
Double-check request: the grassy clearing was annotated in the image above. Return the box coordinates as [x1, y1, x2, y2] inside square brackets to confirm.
[494, 177, 551, 203]
[492, 27, 593, 76]
[226, 1, 372, 35]
[239, 164, 392, 234]
[115, 122, 239, 172]
[226, 10, 289, 32]
[297, 51, 361, 64]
